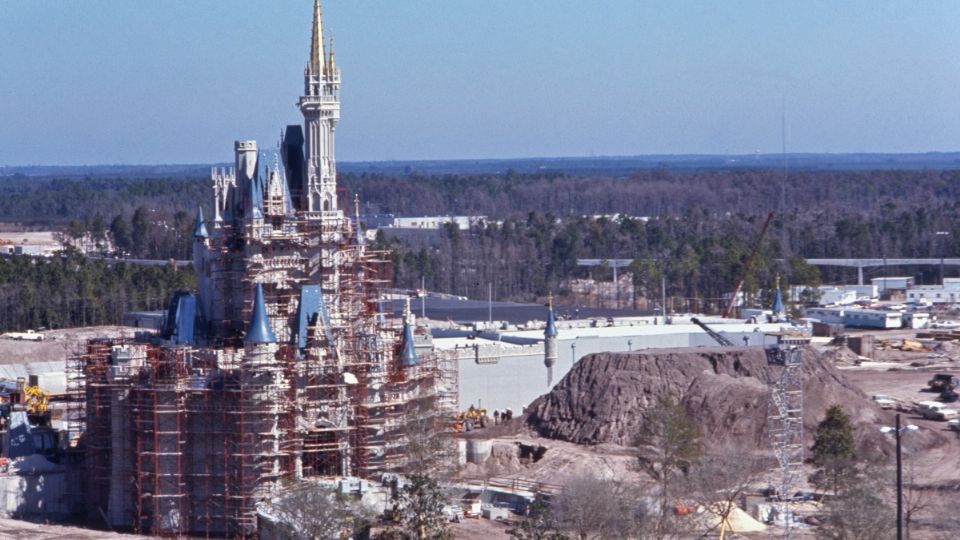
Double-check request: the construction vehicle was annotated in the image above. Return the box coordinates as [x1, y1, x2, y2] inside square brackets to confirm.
[722, 212, 775, 318]
[691, 318, 735, 347]
[928, 373, 959, 392]
[454, 406, 488, 433]
[23, 385, 49, 416]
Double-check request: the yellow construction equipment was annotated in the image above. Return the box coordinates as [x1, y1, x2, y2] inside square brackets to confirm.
[454, 406, 488, 432]
[24, 385, 49, 415]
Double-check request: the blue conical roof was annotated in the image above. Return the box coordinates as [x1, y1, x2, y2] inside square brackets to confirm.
[245, 283, 276, 344]
[772, 287, 785, 315]
[401, 321, 419, 367]
[193, 206, 209, 238]
[544, 304, 558, 338]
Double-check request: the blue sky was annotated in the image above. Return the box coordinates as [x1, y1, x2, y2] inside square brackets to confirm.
[1, 0, 958, 165]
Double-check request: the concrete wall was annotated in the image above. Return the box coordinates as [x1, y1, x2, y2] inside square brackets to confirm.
[0, 470, 81, 520]
[456, 330, 772, 412]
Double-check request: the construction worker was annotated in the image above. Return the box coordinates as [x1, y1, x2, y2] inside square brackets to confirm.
[493, 409, 501, 425]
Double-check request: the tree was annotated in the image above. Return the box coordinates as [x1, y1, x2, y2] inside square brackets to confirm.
[689, 451, 766, 540]
[269, 482, 374, 539]
[634, 397, 703, 538]
[811, 405, 857, 494]
[817, 464, 895, 540]
[552, 473, 645, 540]
[507, 494, 569, 540]
[902, 460, 930, 540]
[393, 474, 452, 540]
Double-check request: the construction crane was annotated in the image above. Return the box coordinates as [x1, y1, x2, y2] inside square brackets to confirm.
[690, 317, 735, 347]
[722, 212, 775, 318]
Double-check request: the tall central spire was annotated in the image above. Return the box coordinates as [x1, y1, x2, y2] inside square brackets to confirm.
[310, 0, 325, 73]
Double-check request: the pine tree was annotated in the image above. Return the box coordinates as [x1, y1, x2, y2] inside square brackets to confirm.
[812, 404, 857, 494]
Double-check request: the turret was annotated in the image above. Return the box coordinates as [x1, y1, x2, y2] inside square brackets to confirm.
[233, 140, 259, 221]
[400, 299, 419, 367]
[192, 206, 209, 289]
[544, 293, 559, 386]
[353, 194, 365, 247]
[300, 0, 340, 217]
[245, 283, 276, 345]
[192, 206, 209, 239]
[772, 274, 786, 319]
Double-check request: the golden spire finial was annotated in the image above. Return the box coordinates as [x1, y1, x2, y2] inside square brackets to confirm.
[309, 0, 325, 73]
[548, 291, 553, 310]
[774, 273, 781, 288]
[353, 193, 360, 218]
[329, 36, 336, 71]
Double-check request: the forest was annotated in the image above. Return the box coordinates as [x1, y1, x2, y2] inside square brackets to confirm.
[0, 166, 958, 330]
[0, 252, 195, 332]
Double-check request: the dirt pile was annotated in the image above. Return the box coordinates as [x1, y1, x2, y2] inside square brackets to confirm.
[524, 347, 912, 460]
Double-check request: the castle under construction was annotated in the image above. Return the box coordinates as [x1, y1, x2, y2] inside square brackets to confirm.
[67, 2, 457, 536]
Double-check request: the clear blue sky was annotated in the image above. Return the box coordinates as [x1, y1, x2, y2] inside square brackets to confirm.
[2, 1, 959, 165]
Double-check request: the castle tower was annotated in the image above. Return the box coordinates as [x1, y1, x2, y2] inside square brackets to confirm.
[772, 273, 786, 319]
[401, 298, 419, 367]
[544, 293, 559, 386]
[300, 0, 341, 216]
[353, 194, 365, 246]
[192, 205, 208, 274]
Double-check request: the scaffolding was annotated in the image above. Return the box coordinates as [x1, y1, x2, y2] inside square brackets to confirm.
[765, 336, 808, 538]
[69, 214, 458, 538]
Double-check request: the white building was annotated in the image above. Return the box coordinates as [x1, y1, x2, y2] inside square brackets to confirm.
[789, 284, 877, 306]
[872, 277, 914, 293]
[388, 216, 487, 230]
[905, 278, 960, 305]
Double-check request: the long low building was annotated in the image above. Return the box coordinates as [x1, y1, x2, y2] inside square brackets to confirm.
[423, 312, 788, 414]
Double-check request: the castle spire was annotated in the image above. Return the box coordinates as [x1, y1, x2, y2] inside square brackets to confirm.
[353, 194, 364, 246]
[544, 292, 558, 338]
[310, 0, 326, 74]
[328, 36, 336, 73]
[401, 298, 419, 366]
[193, 205, 209, 239]
[245, 283, 276, 344]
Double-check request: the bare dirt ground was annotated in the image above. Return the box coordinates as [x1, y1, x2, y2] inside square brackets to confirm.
[449, 517, 513, 539]
[460, 338, 960, 538]
[0, 517, 149, 539]
[0, 326, 140, 364]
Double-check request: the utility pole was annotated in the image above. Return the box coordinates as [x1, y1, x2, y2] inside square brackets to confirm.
[937, 231, 950, 285]
[488, 282, 492, 323]
[661, 273, 668, 325]
[896, 413, 903, 540]
[881, 413, 918, 540]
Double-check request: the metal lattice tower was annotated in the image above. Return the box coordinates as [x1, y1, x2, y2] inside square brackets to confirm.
[765, 336, 809, 537]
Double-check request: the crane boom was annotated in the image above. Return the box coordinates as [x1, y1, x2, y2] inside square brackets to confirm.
[722, 212, 775, 318]
[691, 317, 735, 347]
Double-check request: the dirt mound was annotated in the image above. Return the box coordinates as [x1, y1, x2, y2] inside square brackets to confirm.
[524, 347, 912, 460]
[820, 345, 862, 365]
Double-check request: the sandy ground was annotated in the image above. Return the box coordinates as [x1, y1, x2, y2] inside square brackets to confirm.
[0, 326, 142, 364]
[0, 518, 148, 539]
[449, 517, 513, 539]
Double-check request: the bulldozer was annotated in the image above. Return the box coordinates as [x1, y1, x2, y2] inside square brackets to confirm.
[453, 406, 488, 433]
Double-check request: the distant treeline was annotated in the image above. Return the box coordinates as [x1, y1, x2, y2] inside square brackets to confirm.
[0, 253, 195, 332]
[0, 169, 959, 326]
[340, 168, 960, 217]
